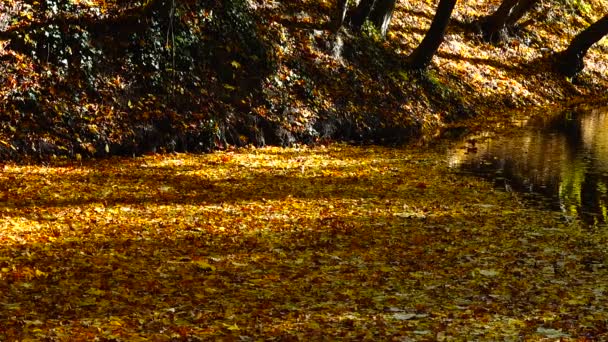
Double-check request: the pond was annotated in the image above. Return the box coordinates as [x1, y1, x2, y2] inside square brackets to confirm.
[449, 105, 608, 226]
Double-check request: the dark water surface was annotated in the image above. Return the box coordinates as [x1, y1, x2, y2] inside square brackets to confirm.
[450, 105, 608, 226]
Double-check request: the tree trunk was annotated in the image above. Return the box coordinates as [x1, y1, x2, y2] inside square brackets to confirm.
[506, 0, 538, 26]
[479, 0, 519, 42]
[556, 15, 608, 77]
[369, 0, 397, 36]
[350, 0, 376, 31]
[333, 0, 349, 32]
[406, 0, 457, 70]
[344, 0, 396, 36]
[478, 0, 538, 42]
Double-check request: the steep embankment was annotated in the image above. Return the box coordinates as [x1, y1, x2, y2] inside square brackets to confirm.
[0, 0, 606, 160]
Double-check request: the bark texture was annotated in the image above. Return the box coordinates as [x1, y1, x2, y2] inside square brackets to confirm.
[333, 0, 349, 32]
[479, 0, 539, 42]
[407, 0, 457, 69]
[556, 15, 608, 77]
[506, 0, 538, 26]
[368, 0, 397, 36]
[350, 0, 376, 30]
[337, 0, 396, 36]
[480, 0, 518, 42]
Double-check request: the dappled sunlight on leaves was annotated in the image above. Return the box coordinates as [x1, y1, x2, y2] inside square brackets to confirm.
[1, 0, 605, 158]
[1, 145, 607, 339]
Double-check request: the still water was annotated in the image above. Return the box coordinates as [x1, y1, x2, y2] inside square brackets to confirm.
[449, 105, 608, 226]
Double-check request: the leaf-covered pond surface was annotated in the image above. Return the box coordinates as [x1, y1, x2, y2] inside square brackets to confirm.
[1, 145, 607, 340]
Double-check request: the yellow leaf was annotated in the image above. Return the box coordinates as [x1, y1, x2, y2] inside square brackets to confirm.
[87, 287, 106, 296]
[223, 323, 240, 331]
[566, 298, 586, 305]
[34, 269, 47, 277]
[478, 269, 499, 277]
[0, 140, 14, 149]
[193, 261, 215, 272]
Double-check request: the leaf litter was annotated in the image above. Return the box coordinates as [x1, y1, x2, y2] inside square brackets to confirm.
[1, 144, 607, 340]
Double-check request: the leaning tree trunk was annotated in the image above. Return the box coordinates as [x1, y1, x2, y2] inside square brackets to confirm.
[478, 0, 538, 42]
[556, 15, 608, 77]
[406, 0, 457, 69]
[479, 0, 519, 42]
[368, 0, 397, 36]
[506, 0, 538, 26]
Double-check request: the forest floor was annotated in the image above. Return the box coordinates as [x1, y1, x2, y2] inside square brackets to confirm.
[1, 0, 608, 339]
[1, 142, 608, 340]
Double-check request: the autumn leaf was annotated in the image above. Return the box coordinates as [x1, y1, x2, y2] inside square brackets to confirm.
[192, 261, 216, 272]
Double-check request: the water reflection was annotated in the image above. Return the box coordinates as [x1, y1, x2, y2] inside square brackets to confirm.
[450, 106, 608, 226]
